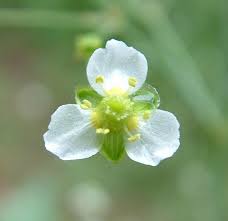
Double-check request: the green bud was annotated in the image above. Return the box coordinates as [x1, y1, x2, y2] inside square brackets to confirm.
[75, 34, 103, 60]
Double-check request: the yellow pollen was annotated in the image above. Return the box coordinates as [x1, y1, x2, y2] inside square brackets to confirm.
[128, 134, 141, 142]
[80, 104, 89, 109]
[103, 128, 110, 134]
[143, 110, 151, 120]
[96, 75, 104, 84]
[128, 77, 137, 87]
[80, 99, 92, 109]
[105, 87, 126, 96]
[96, 128, 103, 134]
[96, 128, 110, 134]
[127, 116, 139, 131]
[83, 99, 92, 108]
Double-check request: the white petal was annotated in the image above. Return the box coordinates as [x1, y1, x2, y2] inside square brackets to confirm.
[126, 109, 180, 166]
[87, 39, 148, 95]
[43, 104, 99, 160]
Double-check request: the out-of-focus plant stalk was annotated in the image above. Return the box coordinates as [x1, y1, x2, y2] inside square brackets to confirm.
[124, 2, 226, 140]
[0, 9, 103, 30]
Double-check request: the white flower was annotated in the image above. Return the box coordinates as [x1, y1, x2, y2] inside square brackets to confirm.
[43, 39, 180, 166]
[87, 39, 147, 95]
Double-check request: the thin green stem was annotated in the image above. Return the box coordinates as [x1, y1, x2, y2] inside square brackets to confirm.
[0, 8, 102, 30]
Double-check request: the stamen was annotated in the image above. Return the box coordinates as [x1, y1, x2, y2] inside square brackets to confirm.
[128, 77, 137, 87]
[103, 129, 110, 134]
[128, 134, 141, 142]
[80, 104, 89, 109]
[127, 116, 139, 131]
[143, 110, 151, 120]
[80, 99, 92, 109]
[83, 99, 92, 108]
[96, 75, 104, 84]
[96, 128, 103, 134]
[96, 128, 110, 134]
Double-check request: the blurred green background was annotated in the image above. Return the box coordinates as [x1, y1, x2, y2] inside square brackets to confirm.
[0, 0, 228, 221]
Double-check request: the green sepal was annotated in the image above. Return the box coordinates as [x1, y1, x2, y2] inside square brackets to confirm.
[75, 87, 102, 106]
[101, 131, 125, 162]
[132, 84, 160, 112]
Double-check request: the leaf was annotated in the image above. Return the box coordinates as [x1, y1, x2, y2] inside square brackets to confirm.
[132, 84, 160, 112]
[75, 87, 102, 107]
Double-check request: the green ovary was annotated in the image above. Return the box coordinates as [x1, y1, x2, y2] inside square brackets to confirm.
[91, 95, 138, 132]
[90, 94, 140, 162]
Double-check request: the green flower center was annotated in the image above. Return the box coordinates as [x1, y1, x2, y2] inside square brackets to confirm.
[91, 95, 137, 132]
[75, 84, 160, 162]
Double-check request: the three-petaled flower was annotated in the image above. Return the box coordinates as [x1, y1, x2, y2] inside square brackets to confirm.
[43, 39, 180, 166]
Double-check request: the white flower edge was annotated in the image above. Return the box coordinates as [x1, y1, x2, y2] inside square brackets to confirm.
[126, 109, 180, 166]
[43, 104, 100, 160]
[87, 39, 148, 96]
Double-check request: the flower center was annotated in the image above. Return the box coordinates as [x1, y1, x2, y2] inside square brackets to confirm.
[104, 95, 132, 116]
[91, 94, 138, 132]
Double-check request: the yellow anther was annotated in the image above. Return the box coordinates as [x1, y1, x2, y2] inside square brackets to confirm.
[96, 128, 110, 134]
[82, 99, 92, 108]
[80, 99, 92, 109]
[127, 116, 139, 131]
[103, 128, 110, 134]
[143, 110, 151, 120]
[80, 104, 89, 109]
[128, 134, 141, 142]
[96, 75, 104, 84]
[128, 77, 137, 87]
[96, 128, 103, 134]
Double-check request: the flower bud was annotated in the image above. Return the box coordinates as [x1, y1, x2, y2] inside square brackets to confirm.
[75, 34, 103, 60]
